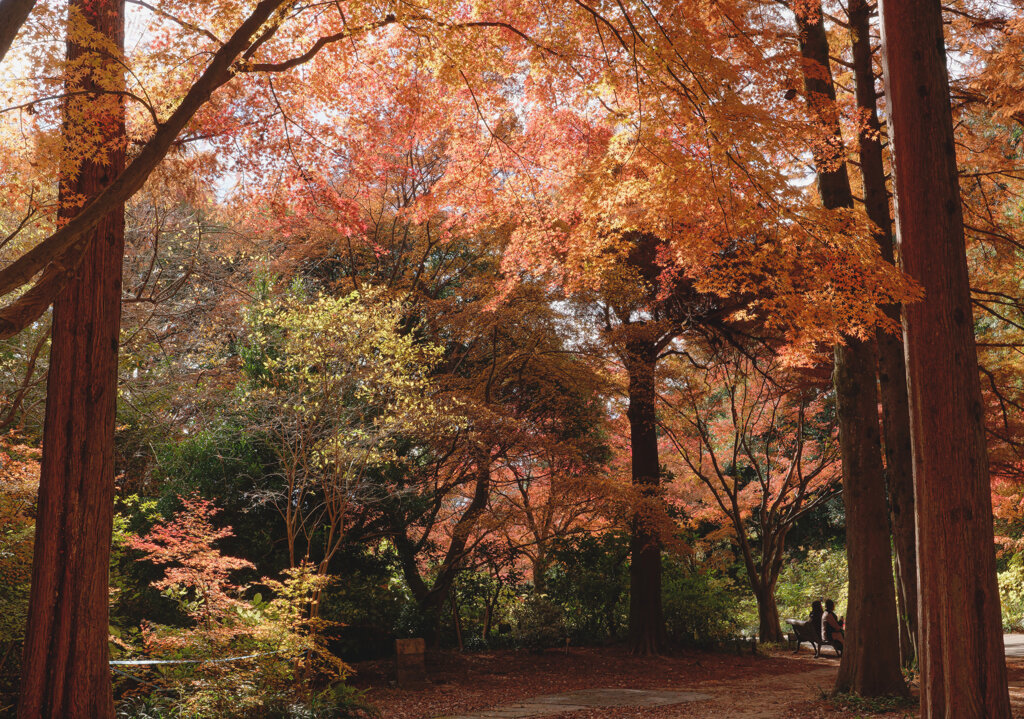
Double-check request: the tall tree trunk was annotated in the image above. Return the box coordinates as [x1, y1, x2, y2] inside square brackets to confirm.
[18, 2, 125, 717]
[625, 340, 664, 654]
[847, 0, 918, 667]
[795, 2, 906, 696]
[877, 1, 1011, 715]
[833, 340, 907, 694]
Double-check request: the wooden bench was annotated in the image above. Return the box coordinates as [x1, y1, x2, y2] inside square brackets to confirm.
[785, 618, 842, 658]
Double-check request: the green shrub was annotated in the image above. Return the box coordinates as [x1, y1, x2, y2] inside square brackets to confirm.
[513, 594, 567, 651]
[999, 553, 1024, 631]
[545, 532, 629, 643]
[451, 566, 521, 648]
[0, 440, 38, 708]
[662, 557, 739, 646]
[318, 547, 411, 660]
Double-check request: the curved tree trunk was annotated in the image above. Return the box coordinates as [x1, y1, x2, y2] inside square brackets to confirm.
[878, 0, 1011, 715]
[795, 2, 906, 697]
[18, 2, 125, 717]
[626, 340, 665, 654]
[847, 0, 918, 667]
[394, 447, 492, 645]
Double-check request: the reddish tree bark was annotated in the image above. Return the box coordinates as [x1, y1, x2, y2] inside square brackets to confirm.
[795, 1, 906, 696]
[0, 0, 303, 339]
[17, 1, 125, 717]
[754, 584, 782, 643]
[625, 339, 665, 655]
[878, 0, 1011, 715]
[0, 0, 35, 64]
[847, 0, 918, 666]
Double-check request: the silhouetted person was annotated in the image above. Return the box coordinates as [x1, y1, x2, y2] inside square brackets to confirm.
[822, 598, 844, 652]
[808, 600, 823, 637]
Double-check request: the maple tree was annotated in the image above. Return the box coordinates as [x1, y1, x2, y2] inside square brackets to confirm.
[231, 102, 619, 643]
[127, 496, 346, 717]
[7, 0, 1024, 713]
[377, 286, 610, 640]
[661, 351, 841, 643]
[492, 446, 609, 595]
[128, 496, 257, 629]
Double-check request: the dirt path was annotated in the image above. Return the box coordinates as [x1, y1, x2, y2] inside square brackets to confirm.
[356, 647, 1024, 719]
[439, 688, 713, 718]
[437, 667, 839, 719]
[355, 647, 915, 719]
[670, 666, 838, 719]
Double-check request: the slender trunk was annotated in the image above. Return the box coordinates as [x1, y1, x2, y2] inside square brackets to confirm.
[847, 0, 918, 667]
[895, 570, 914, 667]
[0, 322, 49, 433]
[482, 600, 493, 640]
[532, 552, 548, 594]
[795, 2, 906, 696]
[755, 584, 782, 643]
[626, 340, 664, 654]
[18, 2, 125, 717]
[878, 1, 1010, 715]
[451, 586, 464, 652]
[393, 448, 492, 645]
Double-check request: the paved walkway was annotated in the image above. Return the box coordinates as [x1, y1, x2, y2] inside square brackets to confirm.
[1007, 634, 1024, 657]
[439, 688, 711, 719]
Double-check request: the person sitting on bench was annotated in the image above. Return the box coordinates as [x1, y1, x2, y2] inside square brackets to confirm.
[808, 600, 823, 637]
[821, 599, 844, 652]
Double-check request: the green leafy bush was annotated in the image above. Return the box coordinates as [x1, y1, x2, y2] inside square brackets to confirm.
[545, 532, 629, 643]
[319, 546, 412, 660]
[513, 594, 567, 651]
[0, 439, 37, 710]
[999, 553, 1024, 631]
[773, 546, 849, 622]
[662, 557, 739, 646]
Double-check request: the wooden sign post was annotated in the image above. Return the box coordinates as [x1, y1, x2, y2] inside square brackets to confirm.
[395, 637, 427, 687]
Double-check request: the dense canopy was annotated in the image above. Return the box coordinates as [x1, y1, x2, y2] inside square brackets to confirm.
[3, 0, 1024, 717]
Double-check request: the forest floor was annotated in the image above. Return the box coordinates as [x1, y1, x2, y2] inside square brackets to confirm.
[354, 646, 1024, 718]
[353, 645, 929, 719]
